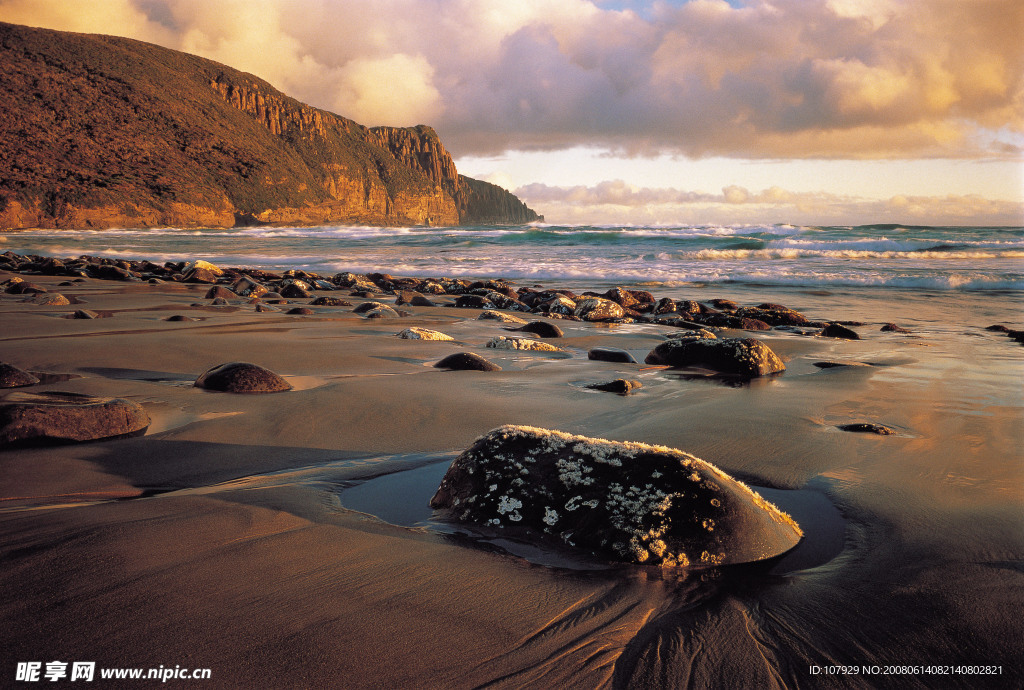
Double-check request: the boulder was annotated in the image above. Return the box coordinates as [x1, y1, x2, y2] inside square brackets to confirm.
[194, 362, 292, 393]
[165, 315, 199, 322]
[286, 307, 315, 315]
[394, 290, 435, 307]
[505, 321, 564, 338]
[544, 296, 577, 317]
[880, 323, 910, 333]
[182, 267, 219, 284]
[454, 294, 495, 309]
[691, 313, 771, 330]
[183, 260, 223, 276]
[573, 297, 625, 322]
[838, 423, 896, 435]
[645, 337, 785, 377]
[735, 306, 810, 327]
[585, 379, 642, 395]
[279, 282, 312, 299]
[0, 392, 150, 446]
[205, 286, 237, 300]
[396, 328, 454, 341]
[233, 277, 269, 298]
[0, 363, 39, 388]
[26, 293, 71, 306]
[486, 336, 564, 352]
[821, 323, 860, 340]
[430, 426, 802, 566]
[478, 311, 527, 324]
[254, 304, 279, 313]
[587, 347, 638, 364]
[70, 309, 100, 319]
[434, 352, 502, 371]
[310, 296, 353, 307]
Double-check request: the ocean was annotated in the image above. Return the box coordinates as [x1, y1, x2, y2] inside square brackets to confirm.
[5, 222, 1022, 292]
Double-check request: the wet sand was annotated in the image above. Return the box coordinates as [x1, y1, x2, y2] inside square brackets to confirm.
[1, 272, 1021, 688]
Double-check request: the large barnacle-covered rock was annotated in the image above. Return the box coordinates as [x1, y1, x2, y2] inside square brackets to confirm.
[644, 337, 785, 377]
[430, 425, 802, 567]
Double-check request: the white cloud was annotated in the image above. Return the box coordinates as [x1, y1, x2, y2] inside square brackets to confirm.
[1, 0, 1021, 160]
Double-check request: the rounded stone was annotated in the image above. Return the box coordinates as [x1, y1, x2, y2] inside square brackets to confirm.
[430, 425, 803, 567]
[508, 321, 564, 338]
[0, 392, 151, 446]
[434, 352, 502, 371]
[645, 337, 785, 377]
[0, 363, 40, 388]
[397, 327, 454, 341]
[588, 347, 638, 363]
[194, 362, 292, 393]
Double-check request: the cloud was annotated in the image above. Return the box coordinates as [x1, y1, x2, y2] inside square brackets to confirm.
[1, 0, 1021, 160]
[515, 181, 1024, 226]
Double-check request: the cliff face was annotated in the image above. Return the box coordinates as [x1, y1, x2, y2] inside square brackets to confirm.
[0, 22, 540, 230]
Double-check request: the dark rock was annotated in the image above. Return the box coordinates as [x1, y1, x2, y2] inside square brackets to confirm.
[478, 311, 527, 324]
[6, 281, 46, 294]
[195, 362, 292, 393]
[0, 363, 40, 388]
[542, 295, 577, 317]
[434, 352, 502, 371]
[27, 293, 71, 306]
[736, 306, 810, 327]
[165, 315, 199, 322]
[880, 323, 910, 333]
[573, 297, 625, 321]
[0, 392, 150, 446]
[287, 307, 315, 315]
[813, 361, 871, 369]
[645, 315, 711, 331]
[279, 282, 312, 299]
[232, 277, 268, 297]
[985, 324, 1011, 332]
[691, 313, 771, 331]
[394, 290, 427, 306]
[70, 309, 100, 319]
[182, 267, 219, 284]
[506, 321, 564, 338]
[587, 347, 638, 363]
[650, 297, 677, 315]
[838, 423, 896, 435]
[710, 298, 739, 310]
[209, 297, 229, 306]
[645, 337, 785, 377]
[416, 280, 447, 295]
[430, 425, 803, 566]
[309, 296, 353, 306]
[821, 323, 860, 340]
[454, 294, 495, 309]
[352, 301, 389, 314]
[585, 379, 642, 395]
[205, 286, 237, 300]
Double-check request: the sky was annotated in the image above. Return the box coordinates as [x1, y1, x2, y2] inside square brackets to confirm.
[1, 0, 1022, 226]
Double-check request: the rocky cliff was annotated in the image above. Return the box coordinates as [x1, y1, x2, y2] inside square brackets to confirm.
[0, 22, 540, 230]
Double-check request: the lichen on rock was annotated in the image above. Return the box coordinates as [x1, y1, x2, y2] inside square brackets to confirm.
[430, 425, 803, 567]
[485, 336, 564, 352]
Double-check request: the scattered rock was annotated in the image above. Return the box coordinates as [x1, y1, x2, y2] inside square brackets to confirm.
[396, 327, 454, 341]
[205, 286, 237, 300]
[254, 303, 279, 313]
[838, 423, 896, 435]
[985, 324, 1010, 333]
[210, 297, 229, 306]
[309, 296, 353, 307]
[279, 282, 312, 299]
[585, 379, 642, 395]
[821, 323, 860, 340]
[430, 425, 803, 566]
[813, 361, 871, 369]
[0, 363, 40, 388]
[165, 315, 199, 322]
[478, 311, 527, 324]
[0, 392, 151, 446]
[573, 297, 625, 322]
[194, 362, 292, 393]
[183, 260, 223, 276]
[182, 267, 219, 284]
[505, 321, 564, 338]
[587, 347, 638, 363]
[709, 298, 738, 310]
[736, 305, 810, 327]
[544, 295, 578, 317]
[233, 277, 268, 298]
[645, 337, 785, 377]
[287, 307, 315, 315]
[26, 293, 71, 306]
[486, 336, 564, 352]
[434, 352, 502, 371]
[880, 323, 910, 333]
[454, 294, 495, 309]
[69, 309, 100, 319]
[394, 290, 434, 307]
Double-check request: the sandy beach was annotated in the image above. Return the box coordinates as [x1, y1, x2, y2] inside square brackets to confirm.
[1, 265, 1021, 688]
